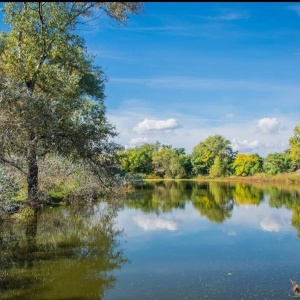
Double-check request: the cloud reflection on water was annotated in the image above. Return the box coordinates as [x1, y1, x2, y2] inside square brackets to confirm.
[133, 215, 178, 231]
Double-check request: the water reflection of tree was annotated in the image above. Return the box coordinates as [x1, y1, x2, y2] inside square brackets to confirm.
[126, 181, 266, 223]
[233, 183, 264, 206]
[126, 181, 300, 233]
[126, 181, 191, 214]
[268, 187, 300, 237]
[191, 182, 235, 223]
[0, 203, 128, 300]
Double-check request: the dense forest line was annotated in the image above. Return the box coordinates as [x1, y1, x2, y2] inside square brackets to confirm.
[118, 123, 300, 180]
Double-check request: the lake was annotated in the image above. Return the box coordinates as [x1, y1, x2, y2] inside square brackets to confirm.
[1, 181, 300, 299]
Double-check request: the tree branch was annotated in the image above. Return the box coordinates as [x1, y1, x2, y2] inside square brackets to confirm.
[0, 155, 27, 175]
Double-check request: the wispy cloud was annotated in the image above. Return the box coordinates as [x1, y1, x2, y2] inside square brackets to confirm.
[208, 11, 250, 21]
[225, 113, 235, 119]
[111, 76, 300, 93]
[120, 22, 262, 39]
[123, 25, 190, 32]
[288, 5, 300, 17]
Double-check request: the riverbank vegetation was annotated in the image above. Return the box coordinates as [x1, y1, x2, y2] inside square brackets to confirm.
[118, 124, 300, 184]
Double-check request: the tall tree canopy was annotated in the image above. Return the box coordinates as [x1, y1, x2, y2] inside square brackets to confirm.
[152, 146, 187, 179]
[0, 2, 142, 203]
[191, 134, 235, 176]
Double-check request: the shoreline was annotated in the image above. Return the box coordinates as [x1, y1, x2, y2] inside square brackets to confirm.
[144, 172, 300, 185]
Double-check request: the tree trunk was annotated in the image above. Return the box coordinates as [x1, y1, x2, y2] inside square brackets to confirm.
[27, 147, 39, 204]
[26, 80, 39, 204]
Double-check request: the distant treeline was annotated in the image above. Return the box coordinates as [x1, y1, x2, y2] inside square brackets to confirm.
[118, 124, 300, 179]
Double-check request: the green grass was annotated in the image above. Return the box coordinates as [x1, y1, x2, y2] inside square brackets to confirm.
[144, 171, 300, 185]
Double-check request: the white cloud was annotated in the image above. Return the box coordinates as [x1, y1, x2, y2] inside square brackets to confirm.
[129, 137, 150, 146]
[107, 96, 298, 157]
[257, 117, 280, 134]
[232, 139, 260, 152]
[133, 118, 182, 133]
[133, 215, 178, 231]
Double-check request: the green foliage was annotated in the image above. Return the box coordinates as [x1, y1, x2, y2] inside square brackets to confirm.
[233, 153, 263, 176]
[152, 146, 187, 179]
[12, 187, 27, 201]
[48, 184, 76, 202]
[119, 143, 193, 179]
[263, 151, 294, 175]
[0, 2, 142, 202]
[191, 135, 235, 176]
[119, 143, 158, 174]
[0, 165, 19, 201]
[209, 156, 232, 178]
[38, 154, 111, 202]
[123, 173, 145, 187]
[289, 124, 300, 169]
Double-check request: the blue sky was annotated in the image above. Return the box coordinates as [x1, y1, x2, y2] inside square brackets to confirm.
[2, 3, 300, 156]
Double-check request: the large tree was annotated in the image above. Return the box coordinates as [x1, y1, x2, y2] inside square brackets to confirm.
[0, 2, 142, 203]
[152, 146, 187, 179]
[191, 134, 235, 176]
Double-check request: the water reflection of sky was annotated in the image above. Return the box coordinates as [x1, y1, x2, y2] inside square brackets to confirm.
[105, 191, 300, 300]
[116, 201, 293, 238]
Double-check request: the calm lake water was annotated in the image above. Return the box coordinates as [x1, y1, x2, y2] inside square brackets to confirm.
[1, 181, 300, 299]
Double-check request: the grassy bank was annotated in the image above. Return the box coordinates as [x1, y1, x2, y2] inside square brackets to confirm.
[144, 171, 300, 185]
[207, 172, 300, 184]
